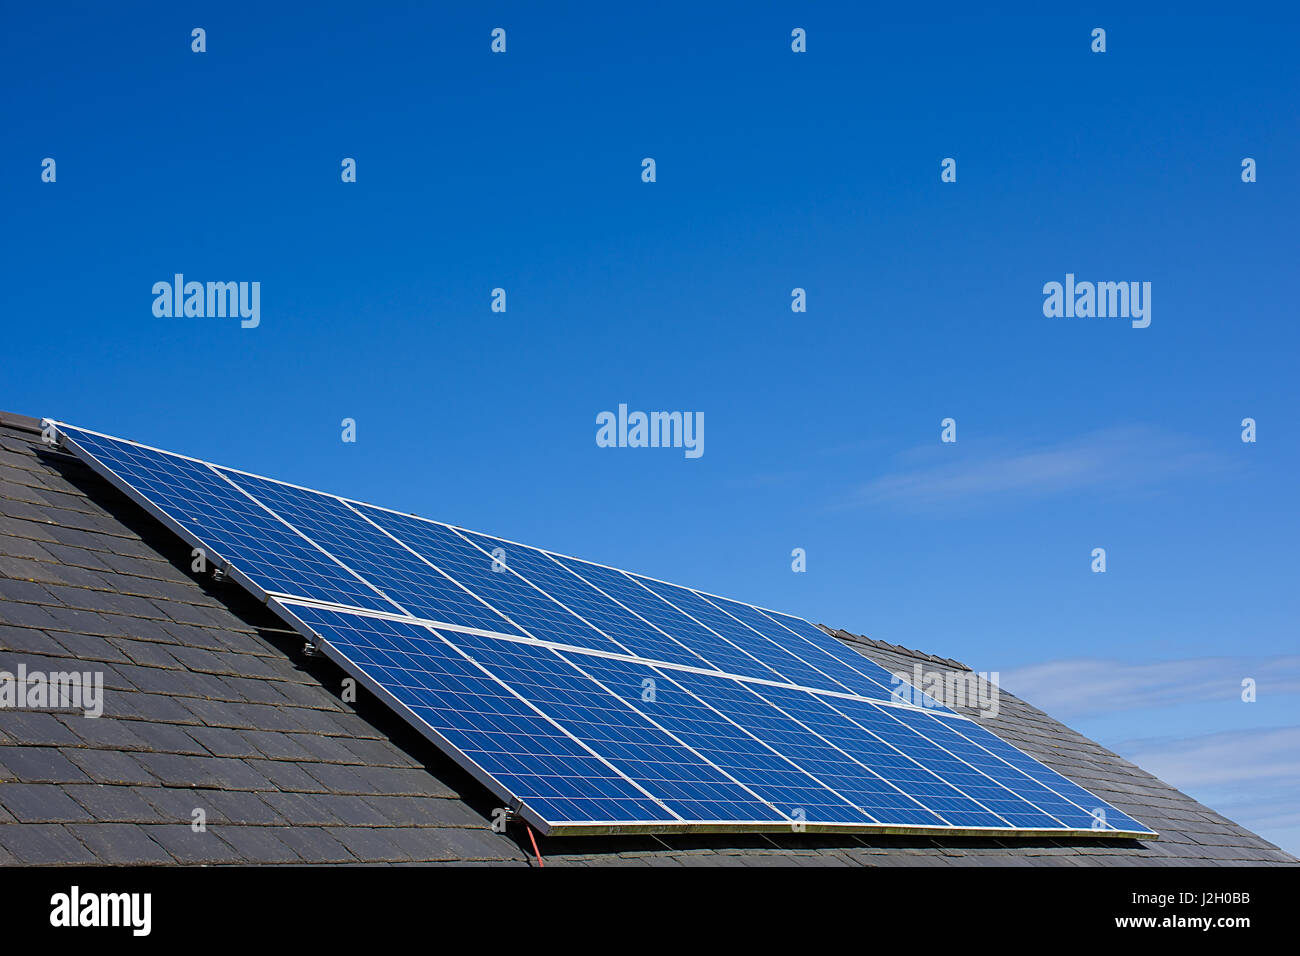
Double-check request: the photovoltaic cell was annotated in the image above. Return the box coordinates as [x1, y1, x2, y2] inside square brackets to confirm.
[941, 717, 1151, 833]
[550, 555, 789, 682]
[60, 427, 398, 613]
[357, 507, 622, 654]
[558, 653, 870, 825]
[222, 470, 521, 634]
[442, 631, 786, 823]
[453, 530, 715, 670]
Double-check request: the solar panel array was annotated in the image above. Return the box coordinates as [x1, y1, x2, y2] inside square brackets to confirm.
[54, 423, 1154, 838]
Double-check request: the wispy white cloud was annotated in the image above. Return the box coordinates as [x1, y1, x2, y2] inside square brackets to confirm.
[999, 655, 1300, 720]
[1000, 655, 1300, 853]
[1112, 727, 1300, 841]
[1116, 726, 1300, 792]
[849, 426, 1230, 510]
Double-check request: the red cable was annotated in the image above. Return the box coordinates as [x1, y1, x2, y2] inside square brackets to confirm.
[526, 823, 545, 868]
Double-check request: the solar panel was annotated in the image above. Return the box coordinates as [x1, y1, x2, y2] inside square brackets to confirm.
[52, 422, 1155, 839]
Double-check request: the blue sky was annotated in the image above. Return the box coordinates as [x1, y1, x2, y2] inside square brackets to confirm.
[4, 3, 1298, 852]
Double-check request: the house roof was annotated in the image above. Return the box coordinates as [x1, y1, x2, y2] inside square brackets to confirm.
[0, 411, 1293, 866]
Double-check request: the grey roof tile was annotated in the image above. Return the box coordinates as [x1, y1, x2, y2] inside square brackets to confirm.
[309, 793, 391, 826]
[124, 721, 206, 755]
[198, 789, 284, 825]
[212, 824, 302, 863]
[186, 725, 264, 759]
[361, 794, 486, 828]
[0, 710, 83, 746]
[64, 784, 164, 823]
[0, 782, 96, 822]
[0, 745, 91, 783]
[251, 760, 330, 794]
[0, 623, 65, 655]
[0, 822, 97, 863]
[138, 824, 240, 864]
[57, 715, 150, 751]
[272, 825, 357, 863]
[62, 825, 174, 865]
[63, 748, 157, 786]
[258, 790, 345, 826]
[326, 826, 409, 862]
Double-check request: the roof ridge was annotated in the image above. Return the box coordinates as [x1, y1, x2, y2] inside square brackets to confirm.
[819, 623, 971, 671]
[0, 410, 45, 434]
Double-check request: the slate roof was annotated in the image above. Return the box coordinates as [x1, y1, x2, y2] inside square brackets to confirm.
[0, 411, 1293, 866]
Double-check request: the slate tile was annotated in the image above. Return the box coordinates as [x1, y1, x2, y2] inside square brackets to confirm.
[291, 732, 361, 764]
[38, 542, 113, 572]
[132, 753, 271, 791]
[63, 749, 156, 786]
[240, 730, 314, 761]
[0, 782, 96, 822]
[213, 825, 302, 863]
[431, 825, 526, 862]
[200, 789, 284, 825]
[0, 624, 65, 655]
[107, 638, 181, 669]
[0, 823, 97, 863]
[274, 826, 357, 863]
[0, 745, 90, 783]
[342, 736, 420, 768]
[252, 760, 329, 794]
[302, 762, 375, 794]
[64, 784, 164, 823]
[362, 795, 485, 828]
[187, 725, 262, 759]
[309, 794, 390, 826]
[125, 722, 206, 755]
[0, 599, 62, 630]
[138, 824, 241, 864]
[0, 710, 83, 746]
[47, 630, 132, 664]
[139, 787, 217, 825]
[259, 790, 344, 826]
[117, 692, 200, 725]
[328, 826, 408, 863]
[56, 715, 150, 750]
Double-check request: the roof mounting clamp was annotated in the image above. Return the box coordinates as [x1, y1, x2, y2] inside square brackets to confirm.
[302, 641, 320, 657]
[211, 565, 229, 583]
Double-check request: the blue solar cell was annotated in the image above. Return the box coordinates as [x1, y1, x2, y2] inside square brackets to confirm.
[453, 531, 714, 669]
[557, 653, 870, 825]
[60, 428, 398, 613]
[737, 682, 969, 827]
[940, 717, 1152, 833]
[357, 508, 623, 654]
[882, 708, 1103, 831]
[443, 632, 786, 824]
[666, 669, 940, 826]
[757, 607, 949, 709]
[821, 695, 1059, 828]
[550, 556, 786, 681]
[632, 576, 856, 693]
[700, 593, 909, 704]
[220, 471, 520, 635]
[282, 603, 671, 824]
